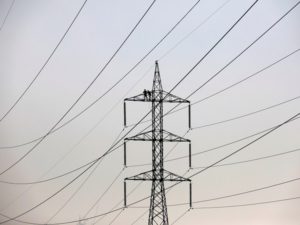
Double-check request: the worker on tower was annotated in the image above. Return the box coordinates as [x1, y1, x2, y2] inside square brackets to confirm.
[147, 90, 152, 100]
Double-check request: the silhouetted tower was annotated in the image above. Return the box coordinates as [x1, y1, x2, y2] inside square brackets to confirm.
[123, 61, 192, 225]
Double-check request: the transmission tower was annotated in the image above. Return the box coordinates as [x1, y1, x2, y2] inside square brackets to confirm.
[123, 61, 192, 225]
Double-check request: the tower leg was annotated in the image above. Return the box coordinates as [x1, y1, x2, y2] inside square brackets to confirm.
[148, 181, 169, 225]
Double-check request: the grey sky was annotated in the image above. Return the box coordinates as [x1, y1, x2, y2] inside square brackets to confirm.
[0, 0, 299, 224]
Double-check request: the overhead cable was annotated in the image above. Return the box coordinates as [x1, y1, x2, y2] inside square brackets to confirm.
[0, 0, 88, 122]
[192, 147, 300, 169]
[0, 0, 204, 149]
[0, 0, 261, 185]
[163, 2, 300, 120]
[192, 95, 300, 129]
[130, 196, 300, 210]
[125, 109, 300, 219]
[0, 1, 263, 222]
[174, 48, 300, 115]
[0, 0, 15, 31]
[2, 112, 298, 185]
[187, 112, 300, 179]
[192, 196, 300, 209]
[128, 116, 300, 167]
[0, 0, 156, 176]
[122, 112, 300, 216]
[172, 177, 300, 206]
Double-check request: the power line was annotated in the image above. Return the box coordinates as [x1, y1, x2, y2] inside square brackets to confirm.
[0, 181, 144, 225]
[173, 177, 300, 206]
[158, 0, 232, 61]
[127, 168, 300, 222]
[132, 145, 300, 169]
[107, 209, 124, 225]
[0, 0, 156, 176]
[188, 112, 300, 180]
[0, 141, 124, 185]
[0, 142, 121, 224]
[170, 209, 189, 225]
[130, 209, 148, 225]
[0, 0, 205, 150]
[185, 2, 300, 101]
[133, 196, 300, 209]
[167, 116, 300, 162]
[0, 90, 130, 213]
[177, 48, 300, 114]
[163, 2, 300, 121]
[0, 138, 123, 219]
[127, 170, 190, 224]
[47, 165, 123, 223]
[0, 0, 88, 122]
[82, 168, 124, 219]
[192, 147, 300, 169]
[75, 2, 265, 219]
[3, 37, 296, 185]
[126, 148, 300, 218]
[0, 14, 298, 218]
[128, 116, 300, 167]
[0, 207, 124, 225]
[71, 175, 300, 224]
[124, 42, 300, 129]
[167, 0, 259, 95]
[2, 0, 297, 153]
[127, 112, 300, 220]
[0, 0, 259, 183]
[0, 66, 150, 196]
[2, 113, 298, 186]
[0, 1, 298, 225]
[0, 66, 150, 221]
[0, 97, 151, 223]
[3, 108, 299, 224]
[0, 72, 150, 216]
[192, 196, 300, 209]
[43, 130, 124, 223]
[93, 181, 143, 224]
[0, 0, 15, 32]
[119, 111, 300, 214]
[0, 123, 151, 185]
[119, 0, 260, 175]
[4, 1, 260, 221]
[192, 95, 300, 129]
[3, 194, 299, 225]
[0, 1, 263, 222]
[43, 157, 110, 224]
[9, 127, 300, 225]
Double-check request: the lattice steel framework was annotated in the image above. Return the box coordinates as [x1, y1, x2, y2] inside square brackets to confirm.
[123, 61, 192, 225]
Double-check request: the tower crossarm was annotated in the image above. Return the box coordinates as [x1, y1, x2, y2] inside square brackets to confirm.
[124, 91, 189, 103]
[161, 91, 189, 103]
[163, 170, 191, 182]
[125, 93, 151, 102]
[125, 130, 153, 141]
[125, 169, 190, 182]
[125, 170, 153, 181]
[125, 130, 190, 142]
[162, 130, 190, 142]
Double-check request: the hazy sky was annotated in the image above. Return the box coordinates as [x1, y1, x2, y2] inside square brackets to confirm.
[0, 0, 299, 224]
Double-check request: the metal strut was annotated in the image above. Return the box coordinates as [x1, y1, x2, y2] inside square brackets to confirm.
[123, 61, 192, 225]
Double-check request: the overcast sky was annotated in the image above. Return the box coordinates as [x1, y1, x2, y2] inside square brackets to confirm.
[0, 0, 300, 224]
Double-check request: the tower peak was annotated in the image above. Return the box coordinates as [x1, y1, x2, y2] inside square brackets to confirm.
[152, 61, 162, 91]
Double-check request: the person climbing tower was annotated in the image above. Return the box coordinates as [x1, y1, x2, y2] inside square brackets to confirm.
[143, 89, 147, 100]
[147, 90, 152, 100]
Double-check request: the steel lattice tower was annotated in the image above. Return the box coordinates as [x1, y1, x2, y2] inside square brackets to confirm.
[123, 61, 192, 225]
